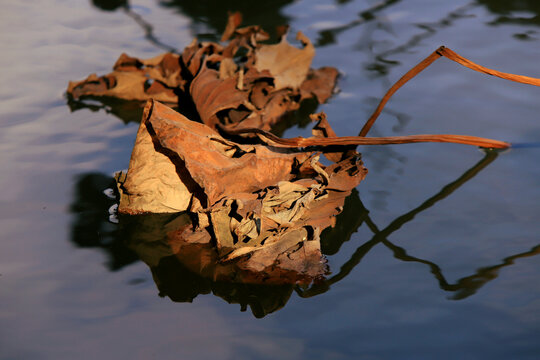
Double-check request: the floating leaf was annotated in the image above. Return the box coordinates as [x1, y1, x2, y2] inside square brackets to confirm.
[116, 100, 366, 282]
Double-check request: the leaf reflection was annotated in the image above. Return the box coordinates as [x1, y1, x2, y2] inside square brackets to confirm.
[69, 149, 540, 317]
[297, 150, 515, 299]
[118, 212, 297, 318]
[66, 97, 147, 125]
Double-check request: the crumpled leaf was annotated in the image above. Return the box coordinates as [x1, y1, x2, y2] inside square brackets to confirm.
[70, 15, 369, 285]
[118, 212, 298, 318]
[147, 101, 310, 206]
[189, 61, 249, 128]
[116, 100, 367, 284]
[117, 100, 310, 213]
[168, 218, 327, 285]
[261, 181, 321, 226]
[67, 17, 339, 133]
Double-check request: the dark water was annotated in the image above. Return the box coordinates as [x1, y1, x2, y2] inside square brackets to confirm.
[2, 0, 540, 359]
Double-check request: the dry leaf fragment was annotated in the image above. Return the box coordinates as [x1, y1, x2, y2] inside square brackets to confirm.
[300, 67, 340, 103]
[221, 11, 243, 42]
[190, 63, 248, 128]
[254, 31, 315, 90]
[167, 220, 325, 286]
[67, 53, 181, 104]
[219, 57, 238, 80]
[116, 102, 193, 214]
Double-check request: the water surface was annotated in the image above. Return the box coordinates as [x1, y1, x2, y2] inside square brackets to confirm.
[1, 0, 540, 359]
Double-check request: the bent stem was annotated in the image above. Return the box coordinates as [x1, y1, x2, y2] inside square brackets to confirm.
[359, 46, 540, 137]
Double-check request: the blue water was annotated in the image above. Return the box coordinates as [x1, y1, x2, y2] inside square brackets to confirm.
[1, 1, 540, 359]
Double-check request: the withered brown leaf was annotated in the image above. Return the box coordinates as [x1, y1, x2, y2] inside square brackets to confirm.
[116, 100, 367, 284]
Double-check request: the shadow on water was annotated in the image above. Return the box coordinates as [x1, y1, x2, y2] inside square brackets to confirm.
[69, 149, 540, 317]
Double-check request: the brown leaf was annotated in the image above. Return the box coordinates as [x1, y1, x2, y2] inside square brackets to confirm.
[166, 221, 326, 286]
[184, 42, 224, 79]
[148, 101, 307, 206]
[218, 57, 238, 80]
[118, 100, 310, 214]
[116, 100, 368, 286]
[68, 23, 339, 134]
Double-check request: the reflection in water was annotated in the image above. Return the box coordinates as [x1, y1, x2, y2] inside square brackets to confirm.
[317, 0, 540, 77]
[68, 0, 181, 123]
[91, 0, 294, 44]
[92, 0, 178, 52]
[69, 173, 138, 270]
[159, 0, 293, 41]
[67, 97, 146, 124]
[121, 211, 295, 318]
[92, 0, 127, 12]
[315, 0, 401, 47]
[366, 3, 476, 76]
[69, 149, 540, 317]
[318, 1, 475, 76]
[477, 0, 540, 26]
[308, 151, 502, 299]
[476, 0, 540, 40]
[153, 255, 294, 318]
[383, 239, 540, 300]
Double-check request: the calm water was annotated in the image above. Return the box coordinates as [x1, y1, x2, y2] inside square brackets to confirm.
[2, 0, 540, 359]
